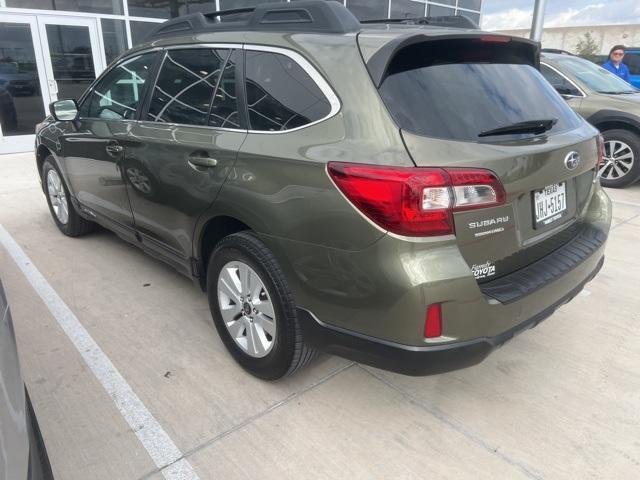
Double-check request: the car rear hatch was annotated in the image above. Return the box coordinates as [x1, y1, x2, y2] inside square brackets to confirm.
[359, 30, 601, 284]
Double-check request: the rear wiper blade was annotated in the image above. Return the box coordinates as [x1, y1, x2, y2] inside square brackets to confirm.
[479, 118, 558, 138]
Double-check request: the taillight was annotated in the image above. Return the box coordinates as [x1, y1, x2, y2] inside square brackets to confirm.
[327, 163, 506, 237]
[479, 35, 512, 44]
[597, 134, 605, 169]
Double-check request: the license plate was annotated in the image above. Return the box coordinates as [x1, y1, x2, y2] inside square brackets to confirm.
[534, 182, 567, 227]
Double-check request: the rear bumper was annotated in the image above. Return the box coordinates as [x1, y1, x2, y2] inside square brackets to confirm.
[298, 255, 604, 376]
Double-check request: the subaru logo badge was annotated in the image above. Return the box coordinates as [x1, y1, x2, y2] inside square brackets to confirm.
[564, 151, 581, 170]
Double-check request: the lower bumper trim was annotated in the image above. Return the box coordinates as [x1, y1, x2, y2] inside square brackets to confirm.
[297, 255, 604, 376]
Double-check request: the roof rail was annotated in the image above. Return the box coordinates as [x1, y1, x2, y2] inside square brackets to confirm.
[361, 15, 479, 30]
[146, 0, 361, 41]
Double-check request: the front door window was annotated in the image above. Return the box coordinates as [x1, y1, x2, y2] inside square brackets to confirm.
[79, 53, 157, 120]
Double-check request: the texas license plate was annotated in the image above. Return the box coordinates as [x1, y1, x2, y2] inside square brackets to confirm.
[534, 182, 567, 227]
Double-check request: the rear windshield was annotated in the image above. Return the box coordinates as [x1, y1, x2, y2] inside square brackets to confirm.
[378, 41, 583, 142]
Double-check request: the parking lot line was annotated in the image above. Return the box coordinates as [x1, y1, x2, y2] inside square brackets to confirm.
[610, 198, 640, 208]
[0, 224, 200, 480]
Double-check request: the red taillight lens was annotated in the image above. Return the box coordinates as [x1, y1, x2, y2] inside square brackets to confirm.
[479, 35, 512, 44]
[327, 163, 506, 237]
[424, 304, 442, 338]
[596, 134, 605, 169]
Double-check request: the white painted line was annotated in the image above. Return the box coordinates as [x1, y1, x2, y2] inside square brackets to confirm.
[611, 199, 640, 208]
[0, 225, 200, 480]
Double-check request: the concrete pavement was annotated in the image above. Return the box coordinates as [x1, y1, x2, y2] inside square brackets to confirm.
[1, 152, 639, 479]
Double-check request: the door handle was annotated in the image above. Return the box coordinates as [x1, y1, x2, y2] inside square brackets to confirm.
[106, 143, 123, 156]
[187, 156, 218, 168]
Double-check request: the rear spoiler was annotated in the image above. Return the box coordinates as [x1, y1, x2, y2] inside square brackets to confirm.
[365, 33, 541, 88]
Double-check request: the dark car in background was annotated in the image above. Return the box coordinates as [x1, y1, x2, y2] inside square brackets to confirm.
[0, 85, 18, 134]
[0, 62, 37, 96]
[0, 279, 54, 479]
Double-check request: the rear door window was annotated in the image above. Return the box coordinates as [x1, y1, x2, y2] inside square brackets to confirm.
[208, 50, 241, 129]
[378, 42, 583, 142]
[244, 50, 331, 131]
[147, 48, 230, 126]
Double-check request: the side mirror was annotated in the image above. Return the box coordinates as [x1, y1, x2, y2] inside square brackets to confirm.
[50, 99, 78, 121]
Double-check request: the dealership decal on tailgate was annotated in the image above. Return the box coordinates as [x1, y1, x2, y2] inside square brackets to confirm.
[472, 261, 496, 280]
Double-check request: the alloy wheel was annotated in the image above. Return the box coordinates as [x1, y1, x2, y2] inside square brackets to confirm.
[46, 169, 69, 224]
[217, 261, 277, 358]
[600, 140, 635, 180]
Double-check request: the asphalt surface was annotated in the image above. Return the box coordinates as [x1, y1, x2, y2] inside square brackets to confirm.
[1, 152, 639, 480]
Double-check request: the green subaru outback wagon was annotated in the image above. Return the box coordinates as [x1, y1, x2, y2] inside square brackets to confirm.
[35, 1, 611, 379]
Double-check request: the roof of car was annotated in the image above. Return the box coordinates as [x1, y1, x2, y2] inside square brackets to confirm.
[143, 0, 480, 42]
[126, 21, 488, 63]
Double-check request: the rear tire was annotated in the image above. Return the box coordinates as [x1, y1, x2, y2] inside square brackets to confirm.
[207, 231, 317, 380]
[599, 129, 640, 188]
[42, 156, 95, 237]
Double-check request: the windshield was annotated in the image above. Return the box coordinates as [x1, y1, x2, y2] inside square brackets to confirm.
[558, 57, 637, 94]
[379, 61, 582, 142]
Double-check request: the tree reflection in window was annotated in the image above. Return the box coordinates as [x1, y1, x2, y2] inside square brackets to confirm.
[208, 50, 240, 129]
[245, 51, 331, 131]
[148, 48, 229, 126]
[81, 54, 153, 120]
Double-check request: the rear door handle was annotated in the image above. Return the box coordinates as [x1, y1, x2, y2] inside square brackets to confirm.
[187, 155, 218, 168]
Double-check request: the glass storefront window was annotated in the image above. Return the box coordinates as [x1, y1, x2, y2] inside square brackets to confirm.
[390, 0, 425, 18]
[45, 24, 96, 100]
[428, 4, 456, 16]
[5, 0, 123, 15]
[346, 0, 388, 21]
[458, 0, 481, 10]
[127, 0, 173, 19]
[101, 19, 128, 66]
[0, 22, 45, 136]
[130, 20, 159, 46]
[459, 11, 481, 26]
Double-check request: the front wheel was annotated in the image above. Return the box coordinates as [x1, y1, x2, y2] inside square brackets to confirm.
[599, 129, 640, 188]
[42, 157, 95, 236]
[206, 232, 317, 380]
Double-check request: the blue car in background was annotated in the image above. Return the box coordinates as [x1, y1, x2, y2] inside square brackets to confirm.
[626, 48, 640, 88]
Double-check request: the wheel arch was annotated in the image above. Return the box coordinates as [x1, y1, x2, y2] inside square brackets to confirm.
[195, 215, 252, 290]
[36, 144, 53, 185]
[587, 110, 640, 137]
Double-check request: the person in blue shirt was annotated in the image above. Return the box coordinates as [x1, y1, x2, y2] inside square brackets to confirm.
[601, 45, 631, 83]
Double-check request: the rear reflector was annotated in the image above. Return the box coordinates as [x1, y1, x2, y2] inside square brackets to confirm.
[327, 163, 506, 237]
[424, 304, 442, 338]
